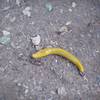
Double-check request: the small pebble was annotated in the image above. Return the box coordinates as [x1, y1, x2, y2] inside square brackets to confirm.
[80, 34, 84, 38]
[59, 26, 68, 33]
[90, 29, 93, 33]
[66, 21, 72, 25]
[60, 9, 64, 13]
[35, 45, 42, 50]
[2, 30, 11, 36]
[25, 88, 29, 95]
[69, 47, 73, 51]
[50, 40, 58, 46]
[17, 83, 21, 86]
[55, 59, 58, 63]
[23, 7, 31, 17]
[95, 50, 99, 53]
[50, 22, 53, 26]
[10, 17, 16, 22]
[30, 21, 35, 25]
[67, 63, 70, 67]
[68, 8, 72, 12]
[31, 35, 41, 46]
[0, 36, 10, 45]
[77, 90, 81, 95]
[23, 84, 28, 89]
[57, 87, 67, 96]
[16, 0, 20, 6]
[72, 2, 77, 8]
[45, 3, 53, 12]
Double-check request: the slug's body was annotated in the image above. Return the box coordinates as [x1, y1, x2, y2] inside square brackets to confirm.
[32, 48, 86, 77]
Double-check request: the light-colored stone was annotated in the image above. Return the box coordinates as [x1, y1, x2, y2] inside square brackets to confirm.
[68, 8, 72, 12]
[66, 21, 72, 25]
[25, 88, 29, 95]
[10, 17, 16, 22]
[59, 26, 68, 33]
[57, 87, 67, 96]
[2, 30, 11, 36]
[23, 7, 31, 17]
[16, 0, 20, 6]
[31, 35, 41, 46]
[72, 2, 77, 8]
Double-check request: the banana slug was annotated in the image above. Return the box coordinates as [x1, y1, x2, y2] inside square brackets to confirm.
[32, 48, 87, 80]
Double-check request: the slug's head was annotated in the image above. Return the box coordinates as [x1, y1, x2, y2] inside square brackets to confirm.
[32, 49, 49, 59]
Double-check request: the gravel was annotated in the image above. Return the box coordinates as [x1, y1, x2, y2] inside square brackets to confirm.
[0, 0, 100, 100]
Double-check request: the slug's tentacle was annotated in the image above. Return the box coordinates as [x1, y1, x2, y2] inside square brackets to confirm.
[32, 48, 86, 78]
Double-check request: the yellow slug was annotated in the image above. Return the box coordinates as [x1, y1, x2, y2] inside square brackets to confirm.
[32, 48, 87, 79]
